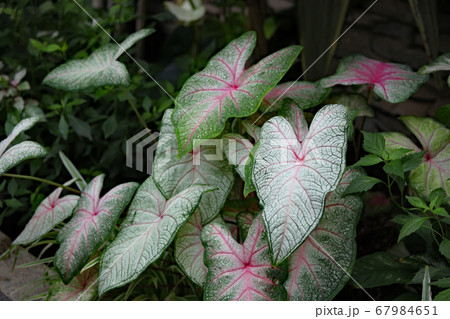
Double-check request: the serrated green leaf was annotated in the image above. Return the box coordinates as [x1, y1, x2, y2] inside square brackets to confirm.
[99, 177, 213, 295]
[253, 104, 348, 264]
[342, 175, 382, 196]
[153, 109, 234, 223]
[172, 31, 302, 156]
[434, 288, 450, 301]
[362, 131, 385, 157]
[401, 151, 425, 172]
[67, 114, 92, 140]
[406, 196, 429, 210]
[398, 216, 428, 242]
[383, 159, 404, 179]
[285, 168, 363, 300]
[55, 175, 138, 283]
[431, 277, 450, 288]
[354, 154, 383, 167]
[439, 238, 450, 259]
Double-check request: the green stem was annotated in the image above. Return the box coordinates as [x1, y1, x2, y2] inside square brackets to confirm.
[120, 87, 149, 131]
[2, 173, 81, 194]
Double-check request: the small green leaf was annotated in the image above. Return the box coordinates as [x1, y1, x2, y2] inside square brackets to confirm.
[342, 175, 382, 196]
[383, 160, 404, 179]
[432, 277, 450, 288]
[429, 188, 446, 209]
[398, 216, 428, 242]
[362, 131, 385, 158]
[354, 154, 383, 167]
[433, 207, 450, 218]
[102, 114, 117, 138]
[67, 114, 92, 141]
[439, 238, 450, 259]
[405, 196, 429, 210]
[434, 288, 450, 301]
[434, 104, 450, 126]
[389, 148, 414, 160]
[401, 151, 425, 172]
[58, 115, 69, 140]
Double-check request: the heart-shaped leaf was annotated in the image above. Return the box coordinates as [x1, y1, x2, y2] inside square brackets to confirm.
[98, 177, 213, 295]
[172, 31, 301, 156]
[284, 168, 363, 300]
[13, 187, 79, 245]
[43, 29, 154, 91]
[383, 116, 449, 198]
[419, 53, 450, 87]
[320, 54, 429, 103]
[0, 141, 47, 176]
[174, 210, 208, 286]
[49, 267, 98, 301]
[260, 81, 330, 112]
[55, 175, 138, 283]
[253, 104, 348, 264]
[202, 215, 288, 300]
[222, 133, 253, 180]
[153, 109, 234, 224]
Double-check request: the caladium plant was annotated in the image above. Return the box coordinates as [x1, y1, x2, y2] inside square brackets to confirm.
[171, 31, 302, 157]
[382, 116, 450, 198]
[253, 103, 348, 264]
[419, 53, 450, 87]
[55, 174, 138, 283]
[0, 117, 47, 175]
[320, 54, 429, 103]
[11, 30, 439, 301]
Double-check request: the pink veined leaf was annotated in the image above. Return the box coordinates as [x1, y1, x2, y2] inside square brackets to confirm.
[174, 210, 208, 286]
[153, 109, 234, 224]
[202, 214, 288, 300]
[49, 267, 98, 301]
[98, 178, 213, 295]
[222, 133, 253, 181]
[284, 168, 363, 300]
[13, 188, 79, 245]
[383, 116, 449, 198]
[260, 81, 330, 112]
[242, 120, 261, 142]
[252, 104, 348, 265]
[320, 54, 429, 103]
[172, 31, 302, 157]
[279, 99, 308, 142]
[55, 174, 138, 284]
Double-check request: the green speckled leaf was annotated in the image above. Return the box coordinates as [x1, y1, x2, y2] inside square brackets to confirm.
[202, 215, 287, 300]
[320, 54, 429, 103]
[253, 104, 348, 264]
[98, 177, 213, 295]
[153, 109, 234, 224]
[13, 187, 79, 245]
[0, 141, 47, 175]
[285, 168, 363, 300]
[172, 31, 301, 156]
[0, 117, 41, 157]
[55, 175, 138, 284]
[43, 29, 153, 91]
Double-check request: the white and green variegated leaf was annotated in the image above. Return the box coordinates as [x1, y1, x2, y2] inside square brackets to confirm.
[153, 109, 234, 224]
[202, 215, 288, 300]
[55, 175, 138, 283]
[59, 151, 87, 191]
[49, 267, 98, 301]
[222, 133, 253, 180]
[172, 31, 302, 156]
[0, 141, 47, 176]
[13, 187, 79, 245]
[285, 168, 363, 300]
[419, 53, 450, 87]
[174, 210, 208, 286]
[260, 81, 330, 112]
[0, 117, 41, 157]
[99, 177, 213, 295]
[401, 116, 450, 198]
[164, 0, 205, 23]
[253, 104, 348, 264]
[279, 99, 308, 142]
[43, 29, 154, 91]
